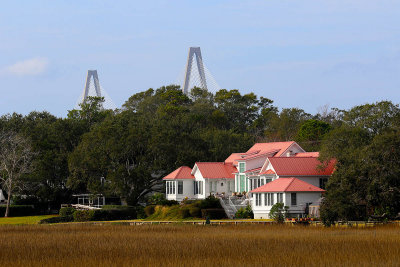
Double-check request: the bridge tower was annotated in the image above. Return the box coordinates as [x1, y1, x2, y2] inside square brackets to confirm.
[83, 70, 102, 102]
[182, 47, 208, 95]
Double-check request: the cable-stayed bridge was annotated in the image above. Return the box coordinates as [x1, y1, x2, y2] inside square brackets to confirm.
[76, 70, 116, 110]
[176, 47, 221, 96]
[75, 47, 221, 109]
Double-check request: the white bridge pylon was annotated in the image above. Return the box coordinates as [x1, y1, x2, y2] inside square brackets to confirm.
[178, 47, 221, 96]
[76, 70, 116, 110]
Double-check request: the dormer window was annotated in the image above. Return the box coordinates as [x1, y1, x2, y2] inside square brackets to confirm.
[239, 162, 245, 173]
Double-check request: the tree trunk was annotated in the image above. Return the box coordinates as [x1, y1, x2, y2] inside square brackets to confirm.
[5, 187, 11, 217]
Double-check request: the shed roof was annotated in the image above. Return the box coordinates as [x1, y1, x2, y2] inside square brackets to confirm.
[268, 157, 335, 176]
[195, 162, 237, 179]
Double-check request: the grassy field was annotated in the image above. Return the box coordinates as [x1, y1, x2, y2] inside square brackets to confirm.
[0, 215, 56, 225]
[0, 224, 399, 266]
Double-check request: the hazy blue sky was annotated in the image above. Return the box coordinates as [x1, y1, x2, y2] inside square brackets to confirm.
[0, 0, 399, 117]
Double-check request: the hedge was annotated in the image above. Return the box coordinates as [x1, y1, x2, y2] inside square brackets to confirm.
[59, 207, 76, 217]
[0, 205, 37, 217]
[201, 209, 227, 219]
[39, 215, 74, 224]
[73, 210, 95, 222]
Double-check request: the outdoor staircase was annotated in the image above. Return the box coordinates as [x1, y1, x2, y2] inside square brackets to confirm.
[219, 196, 248, 219]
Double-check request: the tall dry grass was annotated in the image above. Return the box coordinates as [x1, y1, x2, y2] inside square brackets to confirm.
[0, 224, 399, 266]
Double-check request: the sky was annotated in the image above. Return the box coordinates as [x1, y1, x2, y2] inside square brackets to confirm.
[0, 0, 399, 117]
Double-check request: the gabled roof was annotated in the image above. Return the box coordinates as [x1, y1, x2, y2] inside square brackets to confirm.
[247, 142, 296, 157]
[294, 152, 319, 157]
[259, 169, 276, 175]
[195, 162, 236, 179]
[225, 141, 299, 164]
[268, 157, 335, 176]
[250, 178, 325, 193]
[163, 166, 194, 180]
[224, 153, 243, 165]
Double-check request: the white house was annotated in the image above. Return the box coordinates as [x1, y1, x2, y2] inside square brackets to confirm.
[162, 141, 335, 218]
[250, 177, 325, 219]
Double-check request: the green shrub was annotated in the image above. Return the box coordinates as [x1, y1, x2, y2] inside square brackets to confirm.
[235, 205, 254, 219]
[199, 196, 221, 209]
[179, 207, 191, 219]
[59, 207, 76, 217]
[269, 203, 288, 223]
[201, 209, 227, 219]
[39, 215, 73, 224]
[101, 205, 134, 210]
[188, 206, 201, 218]
[0, 205, 37, 216]
[136, 206, 146, 219]
[73, 210, 95, 222]
[144, 205, 156, 217]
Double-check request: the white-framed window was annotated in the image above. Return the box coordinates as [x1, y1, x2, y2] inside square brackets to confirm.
[255, 194, 262, 206]
[291, 193, 297, 206]
[277, 193, 283, 203]
[239, 162, 245, 173]
[178, 181, 183, 195]
[260, 179, 265, 186]
[166, 181, 175, 195]
[194, 181, 203, 195]
[264, 193, 273, 206]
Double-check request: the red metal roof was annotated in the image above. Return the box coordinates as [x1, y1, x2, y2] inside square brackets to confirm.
[259, 169, 276, 175]
[250, 178, 325, 193]
[244, 167, 262, 173]
[162, 166, 194, 180]
[224, 153, 242, 165]
[246, 142, 296, 157]
[195, 162, 237, 179]
[224, 142, 298, 164]
[294, 152, 319, 157]
[268, 157, 335, 176]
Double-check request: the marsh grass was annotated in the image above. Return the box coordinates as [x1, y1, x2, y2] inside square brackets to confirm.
[0, 224, 399, 266]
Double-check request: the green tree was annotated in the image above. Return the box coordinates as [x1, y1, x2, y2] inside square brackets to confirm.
[296, 119, 331, 151]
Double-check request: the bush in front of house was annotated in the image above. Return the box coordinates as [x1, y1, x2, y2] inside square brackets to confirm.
[201, 208, 227, 219]
[0, 205, 37, 217]
[39, 215, 74, 224]
[199, 195, 221, 209]
[73, 210, 95, 222]
[144, 205, 156, 217]
[59, 207, 76, 217]
[179, 207, 191, 219]
[269, 203, 288, 223]
[235, 205, 254, 219]
[188, 206, 201, 218]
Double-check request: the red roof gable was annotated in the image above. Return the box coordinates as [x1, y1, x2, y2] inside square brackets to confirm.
[163, 166, 194, 180]
[268, 157, 335, 176]
[250, 178, 325, 193]
[195, 162, 237, 179]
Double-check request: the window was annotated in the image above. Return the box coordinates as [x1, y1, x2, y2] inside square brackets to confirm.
[239, 162, 245, 173]
[291, 193, 297, 206]
[260, 179, 265, 186]
[166, 181, 175, 195]
[319, 178, 328, 190]
[194, 181, 203, 195]
[277, 193, 283, 203]
[264, 193, 273, 206]
[178, 181, 183, 195]
[255, 194, 262, 206]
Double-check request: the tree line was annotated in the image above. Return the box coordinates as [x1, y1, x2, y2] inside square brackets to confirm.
[0, 85, 399, 221]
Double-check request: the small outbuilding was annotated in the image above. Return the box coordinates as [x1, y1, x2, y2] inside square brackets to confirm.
[250, 177, 325, 219]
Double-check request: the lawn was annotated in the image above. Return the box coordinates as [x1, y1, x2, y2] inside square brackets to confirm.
[0, 215, 57, 225]
[0, 223, 399, 266]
